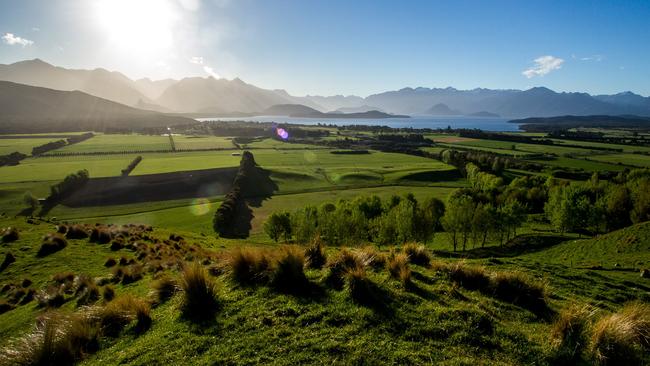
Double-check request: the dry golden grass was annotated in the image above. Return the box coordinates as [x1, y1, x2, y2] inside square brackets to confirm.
[549, 304, 594, 363]
[387, 253, 411, 285]
[402, 243, 431, 267]
[180, 262, 219, 321]
[590, 302, 650, 365]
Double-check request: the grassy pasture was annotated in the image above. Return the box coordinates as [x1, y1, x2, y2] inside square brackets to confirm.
[587, 153, 650, 168]
[56, 134, 172, 153]
[528, 156, 627, 172]
[547, 138, 650, 153]
[0, 137, 66, 155]
[0, 154, 138, 183]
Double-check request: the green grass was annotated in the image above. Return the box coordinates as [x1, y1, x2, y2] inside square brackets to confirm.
[2, 217, 649, 365]
[0, 137, 65, 155]
[0, 155, 138, 183]
[547, 138, 650, 153]
[528, 156, 627, 172]
[587, 153, 650, 168]
[130, 151, 241, 175]
[523, 221, 650, 268]
[56, 134, 172, 153]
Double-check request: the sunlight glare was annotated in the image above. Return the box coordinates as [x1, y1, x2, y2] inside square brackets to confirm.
[94, 0, 176, 57]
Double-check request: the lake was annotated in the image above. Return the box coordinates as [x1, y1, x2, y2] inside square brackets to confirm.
[197, 115, 521, 132]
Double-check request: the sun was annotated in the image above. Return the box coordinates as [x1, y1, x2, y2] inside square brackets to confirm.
[93, 0, 177, 58]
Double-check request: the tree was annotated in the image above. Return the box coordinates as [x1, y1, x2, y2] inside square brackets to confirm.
[601, 184, 632, 231]
[545, 184, 593, 235]
[23, 191, 39, 210]
[442, 194, 475, 251]
[292, 206, 319, 243]
[416, 197, 445, 243]
[264, 211, 292, 242]
[471, 203, 494, 248]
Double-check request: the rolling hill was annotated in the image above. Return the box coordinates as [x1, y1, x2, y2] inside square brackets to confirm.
[0, 81, 193, 133]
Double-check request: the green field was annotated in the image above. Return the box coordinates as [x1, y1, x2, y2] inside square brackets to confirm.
[528, 156, 627, 171]
[56, 134, 172, 153]
[0, 137, 64, 155]
[587, 153, 650, 168]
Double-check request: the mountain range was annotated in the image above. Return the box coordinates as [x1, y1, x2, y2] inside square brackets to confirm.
[0, 81, 192, 133]
[1, 59, 649, 118]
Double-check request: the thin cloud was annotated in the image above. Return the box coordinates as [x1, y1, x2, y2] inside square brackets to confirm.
[2, 33, 34, 47]
[189, 56, 204, 64]
[203, 65, 220, 78]
[580, 54, 603, 62]
[522, 55, 564, 78]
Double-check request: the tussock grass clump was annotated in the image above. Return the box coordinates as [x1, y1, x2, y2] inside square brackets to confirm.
[344, 267, 376, 304]
[228, 248, 272, 285]
[447, 262, 491, 291]
[0, 299, 14, 314]
[89, 227, 111, 244]
[102, 285, 115, 302]
[1, 252, 16, 272]
[98, 294, 151, 336]
[402, 243, 431, 267]
[36, 287, 65, 308]
[270, 247, 308, 293]
[150, 275, 178, 305]
[324, 249, 364, 289]
[37, 234, 68, 257]
[1, 226, 19, 243]
[180, 262, 219, 321]
[304, 238, 327, 269]
[590, 302, 650, 365]
[550, 305, 594, 364]
[74, 276, 100, 307]
[0, 311, 100, 366]
[104, 258, 117, 268]
[356, 246, 386, 270]
[490, 271, 547, 312]
[65, 225, 88, 239]
[387, 253, 411, 285]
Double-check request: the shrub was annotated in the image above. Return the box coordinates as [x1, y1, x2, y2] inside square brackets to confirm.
[344, 267, 376, 304]
[402, 243, 431, 267]
[1, 226, 19, 243]
[387, 253, 411, 285]
[228, 248, 272, 285]
[150, 275, 177, 305]
[270, 248, 309, 293]
[304, 238, 327, 269]
[490, 271, 547, 312]
[37, 234, 68, 257]
[180, 262, 219, 321]
[550, 305, 593, 364]
[447, 262, 491, 291]
[324, 249, 363, 289]
[65, 225, 88, 239]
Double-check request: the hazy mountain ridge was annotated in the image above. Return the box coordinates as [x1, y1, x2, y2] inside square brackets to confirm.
[1, 59, 650, 118]
[0, 81, 192, 133]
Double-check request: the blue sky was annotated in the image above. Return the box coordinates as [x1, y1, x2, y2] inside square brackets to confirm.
[1, 0, 649, 96]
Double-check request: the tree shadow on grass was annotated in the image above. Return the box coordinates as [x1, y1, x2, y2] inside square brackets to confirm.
[434, 234, 568, 259]
[241, 166, 278, 208]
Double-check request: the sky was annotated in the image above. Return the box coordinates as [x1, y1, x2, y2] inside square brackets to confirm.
[1, 0, 649, 97]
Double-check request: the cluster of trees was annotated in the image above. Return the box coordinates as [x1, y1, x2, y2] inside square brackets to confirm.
[121, 156, 142, 177]
[438, 149, 544, 174]
[442, 192, 526, 251]
[545, 169, 650, 234]
[47, 170, 89, 202]
[66, 132, 94, 144]
[32, 139, 67, 155]
[213, 151, 257, 238]
[0, 152, 26, 167]
[264, 194, 446, 247]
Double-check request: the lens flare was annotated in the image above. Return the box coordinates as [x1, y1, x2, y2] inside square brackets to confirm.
[276, 127, 289, 140]
[189, 198, 211, 216]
